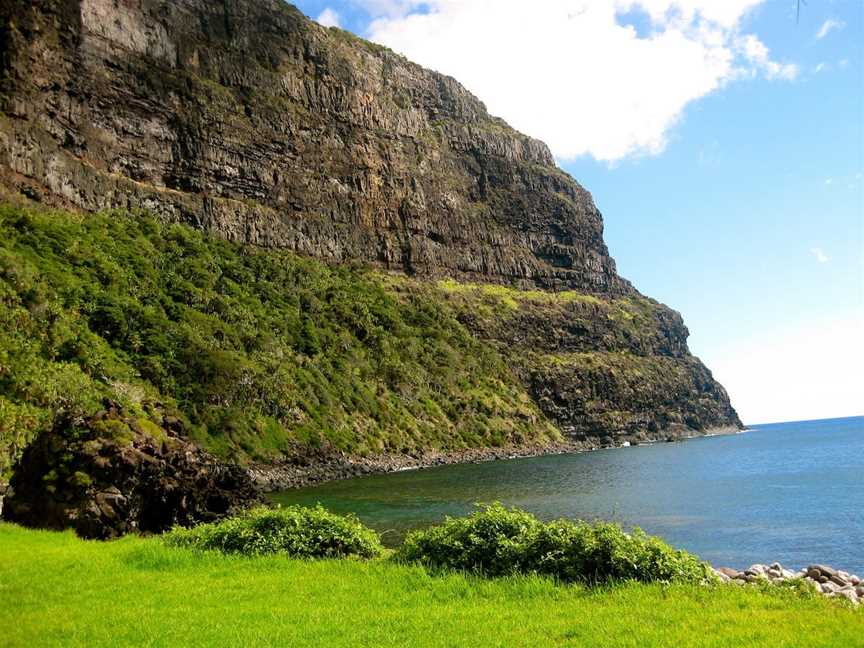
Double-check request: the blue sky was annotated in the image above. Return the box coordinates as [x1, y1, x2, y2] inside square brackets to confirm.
[292, 0, 863, 424]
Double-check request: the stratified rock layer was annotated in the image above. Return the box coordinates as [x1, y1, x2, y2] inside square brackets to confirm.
[0, 0, 629, 293]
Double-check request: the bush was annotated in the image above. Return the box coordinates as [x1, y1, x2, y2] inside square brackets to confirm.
[395, 503, 713, 584]
[163, 506, 383, 559]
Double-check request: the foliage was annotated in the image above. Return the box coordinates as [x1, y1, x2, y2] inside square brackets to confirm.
[162, 506, 383, 559]
[395, 503, 713, 584]
[1, 523, 859, 648]
[0, 203, 559, 473]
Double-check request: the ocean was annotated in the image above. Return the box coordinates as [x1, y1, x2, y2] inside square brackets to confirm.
[271, 416, 864, 573]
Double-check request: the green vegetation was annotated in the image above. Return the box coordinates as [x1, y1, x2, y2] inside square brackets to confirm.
[0, 203, 559, 475]
[1, 523, 859, 647]
[164, 505, 382, 559]
[396, 504, 712, 584]
[430, 274, 666, 348]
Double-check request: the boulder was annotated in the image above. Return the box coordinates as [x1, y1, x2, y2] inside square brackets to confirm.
[2, 405, 260, 539]
[744, 564, 767, 576]
[837, 590, 859, 605]
[717, 567, 741, 579]
[810, 564, 838, 578]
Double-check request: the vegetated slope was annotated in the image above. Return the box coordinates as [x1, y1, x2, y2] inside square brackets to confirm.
[0, 203, 557, 477]
[0, 203, 737, 479]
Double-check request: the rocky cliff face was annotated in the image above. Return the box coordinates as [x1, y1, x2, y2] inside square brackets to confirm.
[0, 0, 629, 293]
[434, 284, 742, 443]
[0, 0, 741, 461]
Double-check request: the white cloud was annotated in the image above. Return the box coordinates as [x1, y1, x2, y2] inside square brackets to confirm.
[737, 34, 799, 80]
[365, 1, 799, 161]
[815, 18, 845, 40]
[811, 247, 830, 264]
[707, 315, 864, 424]
[317, 7, 342, 28]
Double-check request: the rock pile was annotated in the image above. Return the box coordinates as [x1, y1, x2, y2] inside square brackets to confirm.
[713, 563, 862, 606]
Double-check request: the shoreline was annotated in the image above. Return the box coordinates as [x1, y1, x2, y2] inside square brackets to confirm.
[247, 425, 743, 492]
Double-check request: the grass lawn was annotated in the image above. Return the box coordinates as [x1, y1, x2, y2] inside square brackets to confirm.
[0, 523, 860, 647]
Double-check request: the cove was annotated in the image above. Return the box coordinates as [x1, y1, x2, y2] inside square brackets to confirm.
[271, 416, 864, 573]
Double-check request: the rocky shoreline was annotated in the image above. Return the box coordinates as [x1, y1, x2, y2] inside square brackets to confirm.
[248, 425, 743, 492]
[713, 563, 862, 607]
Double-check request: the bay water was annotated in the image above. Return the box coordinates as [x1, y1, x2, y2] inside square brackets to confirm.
[271, 416, 863, 572]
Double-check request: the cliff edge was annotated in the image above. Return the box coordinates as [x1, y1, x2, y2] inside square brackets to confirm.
[0, 0, 630, 293]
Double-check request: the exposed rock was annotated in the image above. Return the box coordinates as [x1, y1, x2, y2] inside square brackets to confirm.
[0, 0, 743, 450]
[838, 590, 859, 605]
[446, 288, 742, 440]
[1, 404, 260, 539]
[248, 439, 588, 491]
[810, 564, 839, 579]
[0, 0, 629, 294]
[724, 562, 860, 607]
[716, 567, 741, 579]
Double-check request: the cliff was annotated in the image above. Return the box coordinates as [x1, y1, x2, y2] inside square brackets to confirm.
[0, 0, 629, 293]
[0, 0, 741, 511]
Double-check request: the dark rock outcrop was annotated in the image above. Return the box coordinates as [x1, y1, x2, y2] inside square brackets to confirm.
[2, 404, 260, 538]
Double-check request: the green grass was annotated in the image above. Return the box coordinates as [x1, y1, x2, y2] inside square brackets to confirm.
[0, 523, 859, 647]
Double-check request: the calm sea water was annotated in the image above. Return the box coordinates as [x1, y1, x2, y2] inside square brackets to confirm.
[271, 417, 864, 572]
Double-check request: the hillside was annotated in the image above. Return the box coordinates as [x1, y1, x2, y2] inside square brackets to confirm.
[0, 0, 740, 534]
[0, 203, 738, 479]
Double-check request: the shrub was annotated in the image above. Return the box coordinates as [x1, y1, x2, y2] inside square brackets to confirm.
[0, 204, 560, 471]
[163, 506, 383, 559]
[395, 503, 713, 585]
